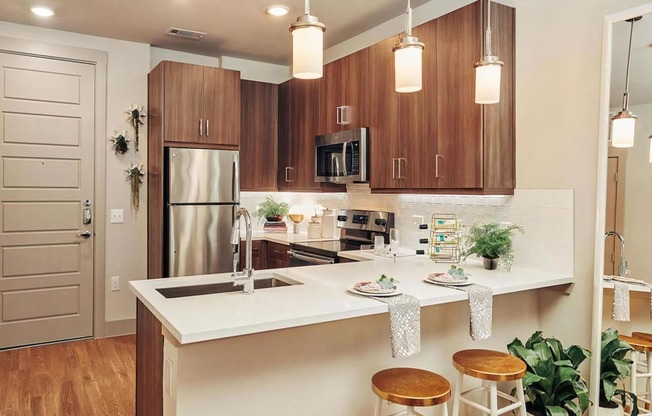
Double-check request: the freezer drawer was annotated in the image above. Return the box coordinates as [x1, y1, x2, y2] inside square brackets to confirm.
[168, 204, 236, 277]
[167, 148, 239, 204]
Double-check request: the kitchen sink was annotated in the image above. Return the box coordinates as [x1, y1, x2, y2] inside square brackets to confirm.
[156, 274, 303, 299]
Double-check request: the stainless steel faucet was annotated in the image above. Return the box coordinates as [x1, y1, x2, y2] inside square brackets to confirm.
[604, 231, 629, 277]
[231, 207, 254, 294]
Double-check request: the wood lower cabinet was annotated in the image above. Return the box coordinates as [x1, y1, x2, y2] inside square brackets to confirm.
[266, 241, 290, 269]
[151, 60, 240, 147]
[136, 301, 163, 416]
[240, 80, 278, 191]
[239, 239, 265, 270]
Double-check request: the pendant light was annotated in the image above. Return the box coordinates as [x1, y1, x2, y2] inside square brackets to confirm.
[289, 0, 325, 79]
[611, 17, 641, 148]
[474, 0, 503, 104]
[393, 0, 425, 93]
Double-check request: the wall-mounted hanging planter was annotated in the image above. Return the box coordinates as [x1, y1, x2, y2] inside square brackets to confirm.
[126, 104, 146, 152]
[126, 163, 145, 212]
[110, 130, 131, 154]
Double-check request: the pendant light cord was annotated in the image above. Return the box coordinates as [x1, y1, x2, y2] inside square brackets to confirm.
[305, 0, 309, 15]
[485, 0, 493, 56]
[405, 0, 413, 37]
[623, 19, 635, 110]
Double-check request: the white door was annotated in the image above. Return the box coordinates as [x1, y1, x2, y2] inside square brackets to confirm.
[0, 53, 95, 348]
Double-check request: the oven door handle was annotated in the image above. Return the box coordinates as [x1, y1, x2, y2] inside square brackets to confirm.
[287, 250, 336, 265]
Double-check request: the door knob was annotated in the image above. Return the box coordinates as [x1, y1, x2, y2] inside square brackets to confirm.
[79, 231, 92, 238]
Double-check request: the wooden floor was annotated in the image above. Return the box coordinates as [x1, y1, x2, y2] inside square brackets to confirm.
[0, 335, 135, 416]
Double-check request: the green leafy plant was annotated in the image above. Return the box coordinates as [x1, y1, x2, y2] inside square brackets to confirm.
[464, 222, 523, 271]
[600, 327, 638, 416]
[255, 195, 290, 223]
[507, 331, 591, 416]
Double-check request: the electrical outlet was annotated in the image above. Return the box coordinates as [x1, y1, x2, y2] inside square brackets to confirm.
[110, 209, 124, 224]
[111, 276, 120, 291]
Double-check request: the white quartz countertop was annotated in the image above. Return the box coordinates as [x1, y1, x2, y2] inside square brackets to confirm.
[130, 257, 573, 345]
[247, 231, 340, 245]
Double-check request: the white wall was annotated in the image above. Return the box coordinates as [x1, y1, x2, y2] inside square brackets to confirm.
[622, 102, 652, 282]
[150, 46, 221, 69]
[0, 21, 150, 328]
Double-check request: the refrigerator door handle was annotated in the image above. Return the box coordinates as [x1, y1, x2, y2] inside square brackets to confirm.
[233, 152, 240, 203]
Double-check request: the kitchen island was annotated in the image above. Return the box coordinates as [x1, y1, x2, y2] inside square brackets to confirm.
[130, 256, 572, 416]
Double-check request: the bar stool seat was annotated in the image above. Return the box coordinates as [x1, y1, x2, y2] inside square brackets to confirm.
[451, 349, 527, 416]
[372, 368, 451, 416]
[620, 335, 652, 414]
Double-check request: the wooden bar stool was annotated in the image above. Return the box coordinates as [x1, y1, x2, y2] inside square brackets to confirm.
[451, 349, 527, 416]
[372, 368, 451, 416]
[620, 335, 652, 413]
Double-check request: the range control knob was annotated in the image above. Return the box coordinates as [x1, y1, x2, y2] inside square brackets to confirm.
[375, 218, 387, 226]
[337, 215, 348, 222]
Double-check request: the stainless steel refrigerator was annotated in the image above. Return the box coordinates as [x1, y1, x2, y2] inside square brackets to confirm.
[165, 148, 239, 277]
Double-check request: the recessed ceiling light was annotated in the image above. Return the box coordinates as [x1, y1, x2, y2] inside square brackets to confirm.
[30, 6, 55, 17]
[266, 5, 289, 17]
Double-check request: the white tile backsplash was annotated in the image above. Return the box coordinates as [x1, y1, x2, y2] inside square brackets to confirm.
[241, 189, 574, 275]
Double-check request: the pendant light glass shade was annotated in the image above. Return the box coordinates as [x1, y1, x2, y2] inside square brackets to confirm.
[393, 1, 424, 93]
[610, 17, 641, 148]
[611, 112, 637, 148]
[475, 0, 503, 104]
[289, 1, 325, 79]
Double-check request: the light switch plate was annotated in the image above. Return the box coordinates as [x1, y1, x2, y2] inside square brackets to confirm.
[110, 209, 124, 224]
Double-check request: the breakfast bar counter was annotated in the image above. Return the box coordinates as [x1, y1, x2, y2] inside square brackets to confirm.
[130, 257, 573, 416]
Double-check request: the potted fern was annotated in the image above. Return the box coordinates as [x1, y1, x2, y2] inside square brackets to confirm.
[255, 195, 290, 223]
[507, 331, 591, 416]
[464, 222, 523, 270]
[599, 328, 638, 416]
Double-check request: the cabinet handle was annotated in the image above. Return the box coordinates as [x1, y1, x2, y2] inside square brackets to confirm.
[435, 154, 444, 179]
[336, 106, 342, 125]
[392, 158, 397, 179]
[398, 158, 406, 179]
[341, 106, 351, 125]
[285, 167, 294, 182]
[206, 120, 210, 137]
[199, 119, 203, 136]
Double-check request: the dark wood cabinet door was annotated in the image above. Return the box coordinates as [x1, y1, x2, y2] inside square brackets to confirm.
[435, 3, 483, 189]
[240, 80, 278, 191]
[164, 61, 203, 143]
[239, 239, 265, 271]
[369, 37, 402, 190]
[483, 2, 515, 192]
[290, 78, 322, 191]
[277, 80, 293, 190]
[342, 48, 370, 129]
[203, 67, 240, 147]
[266, 241, 290, 268]
[320, 59, 345, 134]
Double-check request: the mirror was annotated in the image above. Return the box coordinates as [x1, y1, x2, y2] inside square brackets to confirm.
[591, 5, 652, 416]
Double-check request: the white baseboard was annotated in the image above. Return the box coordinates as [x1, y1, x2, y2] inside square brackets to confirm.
[102, 318, 136, 337]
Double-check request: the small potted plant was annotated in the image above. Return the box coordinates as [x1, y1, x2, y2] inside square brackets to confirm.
[599, 328, 638, 416]
[464, 222, 523, 270]
[507, 331, 591, 416]
[255, 195, 290, 223]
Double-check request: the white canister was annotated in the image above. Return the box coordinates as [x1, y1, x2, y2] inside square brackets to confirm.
[307, 222, 322, 239]
[321, 209, 336, 238]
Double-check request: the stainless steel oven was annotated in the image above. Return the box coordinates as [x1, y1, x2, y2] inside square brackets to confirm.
[315, 128, 369, 184]
[288, 249, 336, 267]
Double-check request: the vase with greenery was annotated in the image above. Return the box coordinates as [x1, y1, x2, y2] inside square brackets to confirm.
[255, 195, 290, 223]
[599, 327, 638, 416]
[507, 331, 591, 416]
[464, 222, 523, 270]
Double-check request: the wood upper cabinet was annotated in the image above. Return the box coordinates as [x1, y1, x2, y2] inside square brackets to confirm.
[277, 78, 322, 191]
[240, 80, 278, 191]
[320, 49, 370, 133]
[156, 61, 240, 147]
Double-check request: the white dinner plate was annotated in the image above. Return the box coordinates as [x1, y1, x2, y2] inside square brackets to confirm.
[347, 287, 403, 297]
[426, 273, 472, 286]
[354, 281, 397, 294]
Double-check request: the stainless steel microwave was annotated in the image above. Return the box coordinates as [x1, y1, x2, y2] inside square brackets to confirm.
[315, 128, 369, 183]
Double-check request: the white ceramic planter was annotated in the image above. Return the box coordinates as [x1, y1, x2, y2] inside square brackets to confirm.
[597, 404, 624, 416]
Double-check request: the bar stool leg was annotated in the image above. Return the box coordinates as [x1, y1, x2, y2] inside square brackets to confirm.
[374, 396, 382, 416]
[647, 352, 652, 411]
[452, 371, 463, 416]
[407, 406, 416, 416]
[489, 381, 498, 416]
[515, 379, 527, 416]
[441, 401, 449, 416]
[632, 350, 639, 401]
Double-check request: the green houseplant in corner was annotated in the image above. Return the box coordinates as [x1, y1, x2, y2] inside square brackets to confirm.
[507, 331, 591, 416]
[599, 327, 638, 416]
[465, 222, 523, 270]
[255, 195, 290, 223]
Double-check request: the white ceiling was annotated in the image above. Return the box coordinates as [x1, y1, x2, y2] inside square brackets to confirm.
[0, 0, 431, 65]
[610, 15, 652, 108]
